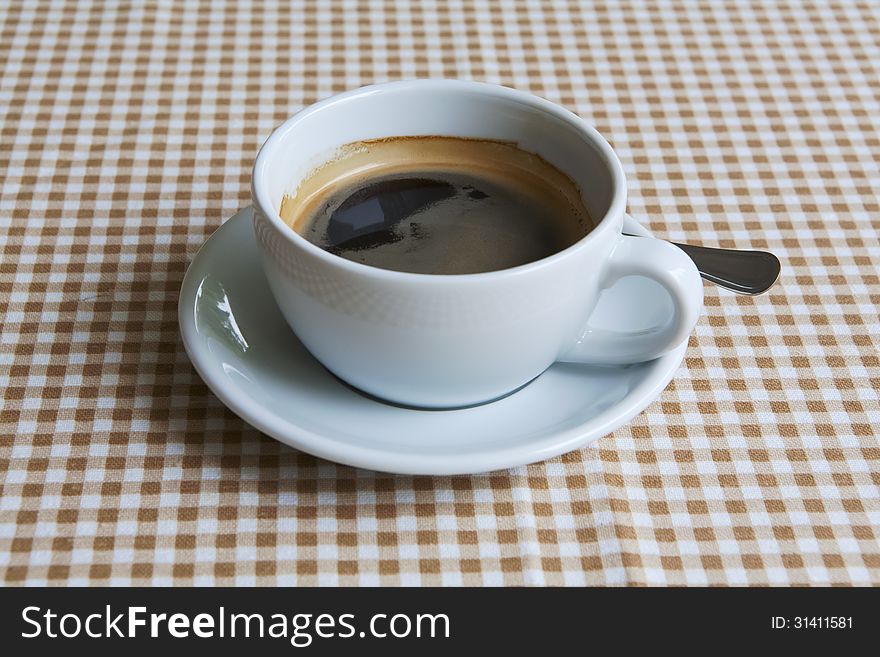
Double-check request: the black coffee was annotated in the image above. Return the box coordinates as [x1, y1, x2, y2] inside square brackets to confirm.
[280, 137, 592, 275]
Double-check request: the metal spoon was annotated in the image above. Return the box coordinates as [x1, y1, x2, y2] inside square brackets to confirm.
[624, 234, 781, 295]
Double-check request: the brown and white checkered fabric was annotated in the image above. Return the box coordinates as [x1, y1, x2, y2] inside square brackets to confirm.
[1, 0, 878, 586]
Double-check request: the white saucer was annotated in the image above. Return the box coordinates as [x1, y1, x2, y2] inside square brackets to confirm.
[178, 207, 688, 475]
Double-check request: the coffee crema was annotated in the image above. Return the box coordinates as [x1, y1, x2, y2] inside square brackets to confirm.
[279, 136, 593, 275]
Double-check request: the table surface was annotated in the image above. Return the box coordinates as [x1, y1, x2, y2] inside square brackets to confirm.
[1, 0, 878, 586]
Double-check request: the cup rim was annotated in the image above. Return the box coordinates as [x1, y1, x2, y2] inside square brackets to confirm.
[251, 79, 627, 283]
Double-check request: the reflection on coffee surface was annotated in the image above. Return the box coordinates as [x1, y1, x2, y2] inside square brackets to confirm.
[279, 136, 593, 275]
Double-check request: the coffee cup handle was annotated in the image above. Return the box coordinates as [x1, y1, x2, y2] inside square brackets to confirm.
[559, 231, 703, 365]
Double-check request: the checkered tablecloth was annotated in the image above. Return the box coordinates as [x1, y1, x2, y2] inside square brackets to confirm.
[1, 0, 878, 586]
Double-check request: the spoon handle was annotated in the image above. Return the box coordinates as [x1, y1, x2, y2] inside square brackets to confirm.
[623, 234, 781, 295]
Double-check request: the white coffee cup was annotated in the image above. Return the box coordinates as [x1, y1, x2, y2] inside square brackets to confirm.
[252, 80, 703, 408]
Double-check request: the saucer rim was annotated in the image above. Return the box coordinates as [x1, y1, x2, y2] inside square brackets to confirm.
[178, 207, 688, 475]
